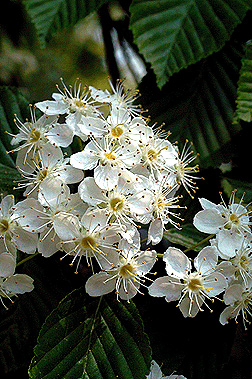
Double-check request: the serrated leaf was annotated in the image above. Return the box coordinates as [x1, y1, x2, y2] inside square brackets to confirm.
[233, 40, 252, 123]
[138, 39, 243, 169]
[29, 289, 151, 379]
[23, 0, 109, 48]
[130, 0, 252, 88]
[0, 255, 82, 375]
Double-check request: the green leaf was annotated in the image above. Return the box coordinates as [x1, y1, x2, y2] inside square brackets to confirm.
[0, 163, 21, 195]
[29, 289, 151, 379]
[233, 40, 252, 123]
[221, 177, 252, 201]
[130, 0, 252, 88]
[0, 86, 31, 168]
[138, 39, 243, 169]
[163, 223, 209, 252]
[23, 0, 109, 48]
[0, 255, 82, 375]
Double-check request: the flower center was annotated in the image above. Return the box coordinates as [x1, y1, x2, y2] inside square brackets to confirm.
[111, 125, 124, 138]
[120, 262, 134, 278]
[0, 219, 9, 233]
[188, 277, 202, 291]
[29, 130, 41, 143]
[105, 152, 116, 160]
[110, 197, 124, 212]
[81, 236, 96, 249]
[38, 169, 48, 181]
[147, 149, 158, 162]
[230, 213, 240, 225]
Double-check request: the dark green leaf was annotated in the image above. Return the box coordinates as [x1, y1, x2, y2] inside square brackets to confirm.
[0, 255, 82, 375]
[163, 223, 209, 251]
[233, 40, 252, 123]
[23, 0, 109, 48]
[130, 0, 252, 88]
[138, 39, 243, 169]
[29, 289, 151, 379]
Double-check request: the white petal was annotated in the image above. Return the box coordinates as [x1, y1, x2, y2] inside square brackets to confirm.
[194, 246, 218, 275]
[147, 218, 163, 245]
[223, 283, 243, 305]
[70, 150, 98, 170]
[94, 164, 119, 191]
[148, 276, 181, 301]
[199, 198, 219, 210]
[219, 305, 236, 325]
[85, 272, 116, 296]
[203, 272, 227, 297]
[78, 177, 107, 205]
[35, 100, 68, 115]
[47, 123, 73, 147]
[217, 230, 244, 258]
[12, 227, 38, 254]
[54, 213, 80, 240]
[3, 274, 34, 294]
[193, 209, 225, 234]
[0, 253, 16, 277]
[179, 296, 203, 318]
[0, 195, 15, 217]
[163, 247, 191, 279]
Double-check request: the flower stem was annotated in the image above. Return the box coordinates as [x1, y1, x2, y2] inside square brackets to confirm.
[183, 234, 215, 253]
[16, 252, 39, 267]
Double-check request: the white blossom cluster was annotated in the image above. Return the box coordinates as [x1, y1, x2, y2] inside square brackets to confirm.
[3, 78, 251, 329]
[149, 191, 252, 328]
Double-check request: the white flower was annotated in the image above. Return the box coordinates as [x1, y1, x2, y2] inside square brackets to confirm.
[135, 136, 177, 179]
[90, 78, 141, 117]
[85, 242, 157, 301]
[149, 246, 227, 317]
[35, 78, 101, 141]
[193, 192, 251, 255]
[54, 207, 122, 270]
[78, 176, 151, 242]
[161, 140, 200, 198]
[15, 178, 87, 257]
[0, 195, 38, 255]
[145, 177, 183, 245]
[146, 360, 187, 379]
[0, 252, 34, 308]
[220, 283, 252, 329]
[70, 137, 140, 190]
[8, 107, 73, 158]
[15, 143, 84, 196]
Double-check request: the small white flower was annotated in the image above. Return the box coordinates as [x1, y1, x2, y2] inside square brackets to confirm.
[0, 252, 34, 308]
[193, 191, 251, 256]
[15, 144, 84, 196]
[149, 246, 227, 317]
[164, 140, 200, 197]
[70, 137, 140, 190]
[220, 283, 252, 329]
[54, 207, 121, 270]
[86, 243, 157, 301]
[36, 78, 101, 141]
[90, 78, 141, 117]
[0, 195, 38, 255]
[146, 360, 187, 379]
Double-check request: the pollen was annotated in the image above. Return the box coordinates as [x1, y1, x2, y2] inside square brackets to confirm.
[0, 219, 9, 233]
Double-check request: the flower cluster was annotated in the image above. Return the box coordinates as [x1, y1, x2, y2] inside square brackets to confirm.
[149, 191, 252, 327]
[3, 78, 199, 306]
[3, 77, 251, 329]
